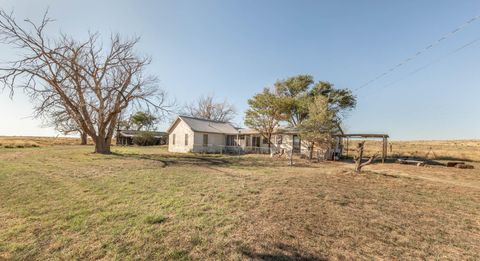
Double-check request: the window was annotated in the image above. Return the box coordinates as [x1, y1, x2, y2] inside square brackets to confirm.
[203, 134, 208, 146]
[293, 135, 301, 153]
[226, 135, 236, 146]
[172, 134, 176, 145]
[185, 134, 188, 146]
[263, 136, 269, 144]
[276, 135, 283, 144]
[252, 136, 261, 147]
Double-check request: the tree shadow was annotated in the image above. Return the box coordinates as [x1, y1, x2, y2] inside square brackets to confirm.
[240, 243, 328, 261]
[110, 151, 317, 169]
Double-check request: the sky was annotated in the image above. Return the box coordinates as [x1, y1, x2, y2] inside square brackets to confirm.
[0, 0, 479, 140]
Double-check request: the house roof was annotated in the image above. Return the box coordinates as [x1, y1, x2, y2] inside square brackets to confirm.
[168, 115, 239, 134]
[238, 127, 299, 135]
[117, 130, 167, 138]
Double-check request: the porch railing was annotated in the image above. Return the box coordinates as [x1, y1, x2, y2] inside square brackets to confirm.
[192, 144, 275, 154]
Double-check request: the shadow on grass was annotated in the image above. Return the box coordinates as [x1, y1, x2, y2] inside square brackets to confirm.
[240, 243, 327, 261]
[111, 151, 322, 170]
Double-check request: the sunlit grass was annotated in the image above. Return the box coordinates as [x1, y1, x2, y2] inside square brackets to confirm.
[0, 145, 479, 259]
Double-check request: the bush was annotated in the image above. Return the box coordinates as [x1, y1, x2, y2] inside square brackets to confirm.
[132, 132, 158, 146]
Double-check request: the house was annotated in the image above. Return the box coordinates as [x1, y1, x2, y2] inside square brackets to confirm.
[167, 115, 343, 156]
[116, 130, 168, 146]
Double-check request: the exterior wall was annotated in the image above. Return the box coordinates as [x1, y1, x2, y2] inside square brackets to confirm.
[192, 132, 226, 153]
[168, 119, 194, 153]
[168, 121, 336, 156]
[238, 133, 310, 154]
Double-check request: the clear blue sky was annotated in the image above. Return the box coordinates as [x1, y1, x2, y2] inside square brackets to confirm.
[0, 0, 479, 140]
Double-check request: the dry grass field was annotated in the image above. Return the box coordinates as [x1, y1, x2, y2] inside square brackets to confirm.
[0, 136, 84, 148]
[346, 139, 480, 162]
[1, 141, 479, 260]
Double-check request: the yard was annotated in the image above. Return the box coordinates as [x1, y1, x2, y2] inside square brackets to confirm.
[1, 145, 479, 260]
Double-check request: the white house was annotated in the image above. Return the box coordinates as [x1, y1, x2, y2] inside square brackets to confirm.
[167, 116, 342, 156]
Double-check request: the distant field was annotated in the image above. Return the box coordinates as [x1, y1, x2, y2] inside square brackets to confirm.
[2, 136, 480, 162]
[1, 145, 479, 259]
[345, 139, 480, 162]
[0, 136, 86, 148]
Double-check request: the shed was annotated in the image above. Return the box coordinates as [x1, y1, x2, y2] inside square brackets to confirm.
[116, 130, 168, 146]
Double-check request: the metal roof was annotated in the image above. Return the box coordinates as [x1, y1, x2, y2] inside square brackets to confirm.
[170, 116, 239, 134]
[333, 133, 389, 138]
[118, 130, 167, 138]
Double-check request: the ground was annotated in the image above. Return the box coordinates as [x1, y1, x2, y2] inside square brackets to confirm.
[1, 144, 479, 260]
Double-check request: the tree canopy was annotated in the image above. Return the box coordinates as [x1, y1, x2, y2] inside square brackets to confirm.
[130, 111, 157, 131]
[244, 89, 284, 150]
[245, 74, 356, 155]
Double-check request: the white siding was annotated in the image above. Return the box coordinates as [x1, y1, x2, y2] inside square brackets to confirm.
[168, 119, 194, 153]
[192, 132, 226, 153]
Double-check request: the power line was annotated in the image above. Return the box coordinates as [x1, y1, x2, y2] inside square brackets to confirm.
[377, 36, 480, 91]
[354, 14, 480, 92]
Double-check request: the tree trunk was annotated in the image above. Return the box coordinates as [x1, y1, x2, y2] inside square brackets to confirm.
[80, 132, 88, 145]
[94, 135, 111, 154]
[354, 142, 364, 172]
[268, 134, 272, 154]
[354, 141, 377, 173]
[308, 142, 314, 161]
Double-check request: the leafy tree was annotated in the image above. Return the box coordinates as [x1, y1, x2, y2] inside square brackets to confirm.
[244, 89, 284, 152]
[298, 96, 337, 159]
[246, 74, 356, 158]
[130, 111, 157, 131]
[183, 95, 236, 122]
[274, 75, 314, 126]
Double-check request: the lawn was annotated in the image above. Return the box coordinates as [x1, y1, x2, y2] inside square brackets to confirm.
[1, 145, 479, 260]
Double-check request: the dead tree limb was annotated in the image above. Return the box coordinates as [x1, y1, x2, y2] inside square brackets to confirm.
[0, 10, 174, 153]
[354, 141, 378, 173]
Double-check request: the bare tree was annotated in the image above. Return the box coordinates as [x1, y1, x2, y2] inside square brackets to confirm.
[354, 141, 377, 173]
[183, 95, 236, 122]
[0, 10, 172, 153]
[41, 107, 88, 145]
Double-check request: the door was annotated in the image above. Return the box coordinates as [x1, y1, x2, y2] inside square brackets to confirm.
[292, 135, 301, 153]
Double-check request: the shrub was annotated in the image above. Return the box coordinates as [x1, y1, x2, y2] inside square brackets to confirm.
[16, 145, 25, 148]
[133, 132, 158, 146]
[4, 145, 14, 149]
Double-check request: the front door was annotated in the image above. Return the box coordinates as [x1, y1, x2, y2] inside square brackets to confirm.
[292, 135, 301, 153]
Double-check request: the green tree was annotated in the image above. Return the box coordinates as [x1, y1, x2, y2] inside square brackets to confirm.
[298, 96, 337, 159]
[130, 112, 157, 131]
[244, 89, 284, 152]
[248, 74, 356, 159]
[274, 74, 314, 126]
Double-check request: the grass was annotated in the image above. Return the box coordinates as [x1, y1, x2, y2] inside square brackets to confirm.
[346, 139, 480, 162]
[0, 136, 83, 148]
[1, 144, 480, 259]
